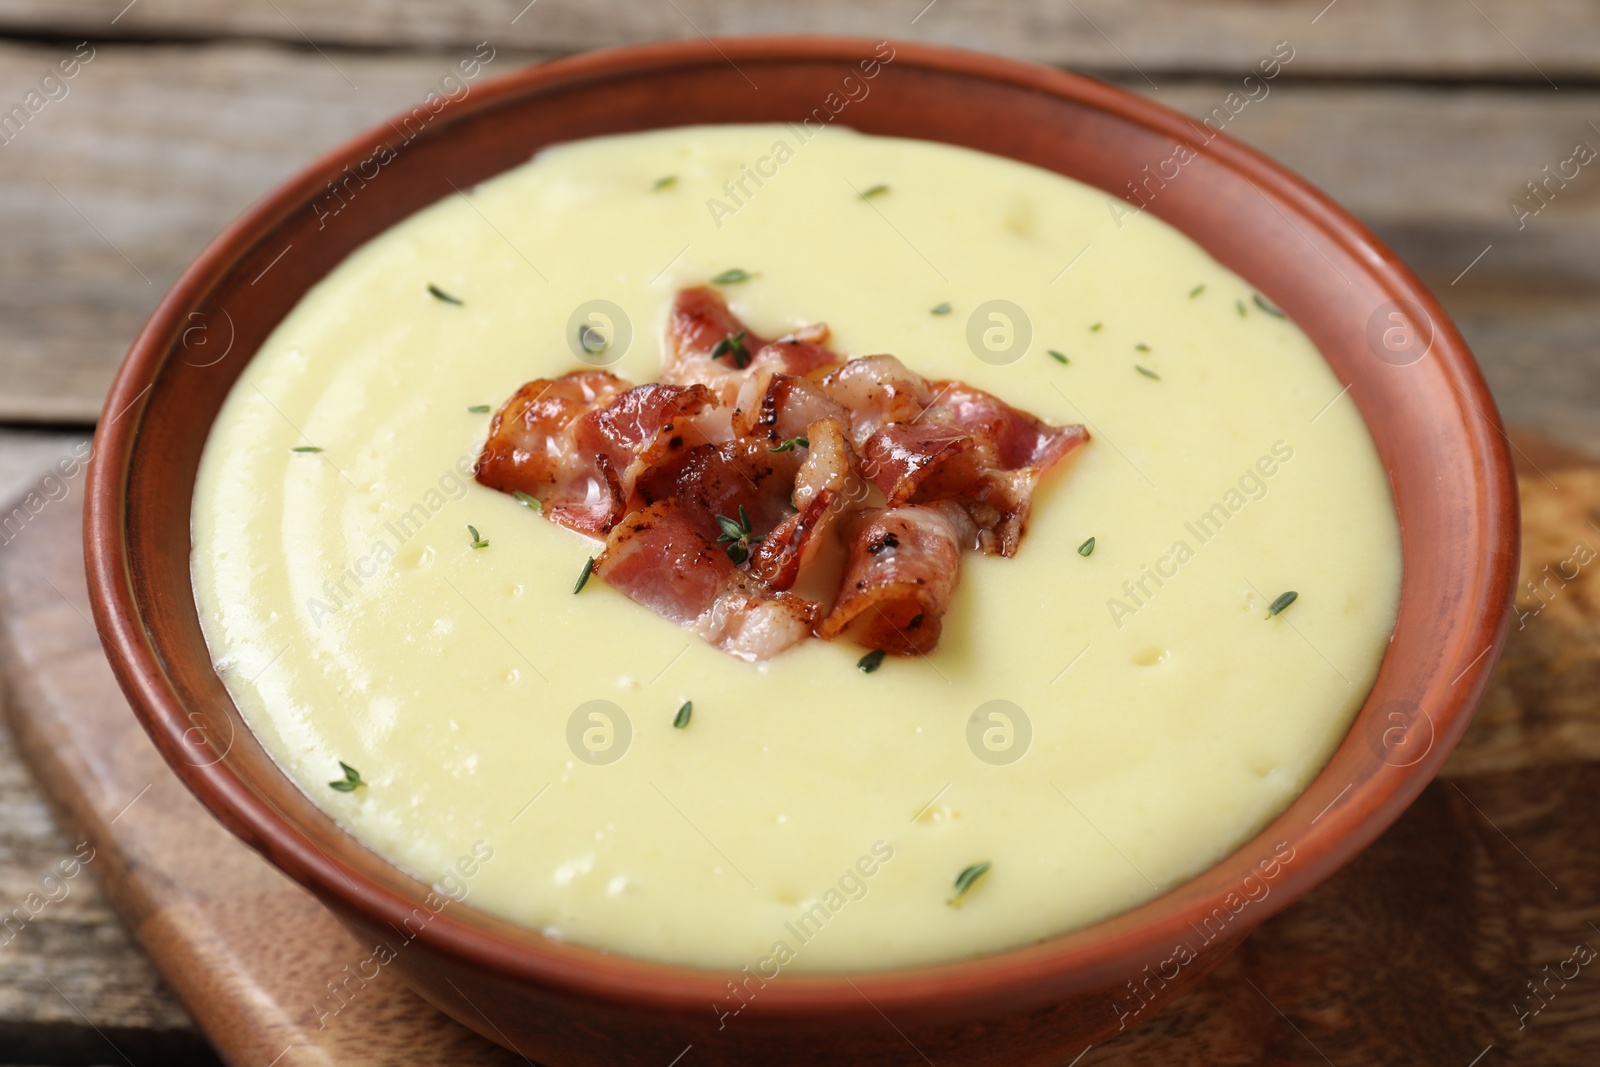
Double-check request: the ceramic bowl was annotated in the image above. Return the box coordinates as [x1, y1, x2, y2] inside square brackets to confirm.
[84, 37, 1517, 1066]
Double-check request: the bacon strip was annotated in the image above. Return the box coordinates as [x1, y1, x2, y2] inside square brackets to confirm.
[476, 373, 716, 535]
[820, 355, 933, 448]
[748, 416, 857, 590]
[816, 501, 975, 655]
[594, 500, 815, 662]
[476, 284, 1089, 663]
[636, 437, 804, 543]
[914, 382, 1089, 555]
[929, 381, 1088, 471]
[731, 373, 848, 443]
[860, 423, 976, 507]
[474, 372, 631, 534]
[664, 287, 843, 409]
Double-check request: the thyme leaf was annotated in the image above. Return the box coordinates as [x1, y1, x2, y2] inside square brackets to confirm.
[714, 505, 763, 563]
[710, 330, 750, 369]
[1253, 293, 1287, 318]
[329, 761, 364, 792]
[948, 861, 991, 907]
[578, 321, 609, 355]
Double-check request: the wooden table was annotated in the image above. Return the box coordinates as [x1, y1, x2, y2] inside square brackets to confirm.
[0, 2, 1596, 1064]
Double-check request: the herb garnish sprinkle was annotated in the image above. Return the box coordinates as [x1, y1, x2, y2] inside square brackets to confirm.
[652, 175, 677, 191]
[427, 284, 463, 305]
[291, 445, 322, 453]
[1049, 349, 1069, 364]
[948, 861, 991, 907]
[467, 404, 491, 413]
[711, 330, 750, 369]
[1135, 365, 1161, 380]
[769, 436, 809, 453]
[1253, 293, 1287, 318]
[859, 183, 890, 199]
[574, 556, 595, 594]
[578, 321, 609, 355]
[715, 505, 763, 564]
[1267, 590, 1299, 617]
[1078, 536, 1096, 557]
[857, 649, 887, 673]
[673, 701, 693, 729]
[931, 302, 952, 315]
[1189, 284, 1205, 298]
[711, 268, 756, 285]
[467, 525, 489, 549]
[512, 490, 542, 511]
[329, 761, 364, 793]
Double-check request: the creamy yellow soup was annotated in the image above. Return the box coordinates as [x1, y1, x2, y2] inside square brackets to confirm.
[192, 125, 1400, 973]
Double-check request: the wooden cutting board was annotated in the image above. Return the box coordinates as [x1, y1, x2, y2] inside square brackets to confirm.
[2, 435, 1598, 1067]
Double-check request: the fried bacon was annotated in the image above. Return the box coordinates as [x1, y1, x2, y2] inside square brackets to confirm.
[748, 417, 857, 590]
[821, 355, 933, 447]
[663, 286, 843, 407]
[473, 372, 630, 534]
[816, 502, 974, 655]
[593, 500, 816, 662]
[860, 380, 1090, 555]
[475, 284, 1088, 662]
[731, 373, 847, 443]
[636, 437, 804, 542]
[475, 373, 716, 535]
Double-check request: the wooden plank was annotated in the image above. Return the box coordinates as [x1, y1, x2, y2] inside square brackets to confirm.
[0, 429, 84, 501]
[0, 432, 219, 1061]
[0, 40, 536, 426]
[2, 453, 1599, 1064]
[1445, 292, 1600, 458]
[0, 41, 1596, 434]
[0, 0, 1595, 80]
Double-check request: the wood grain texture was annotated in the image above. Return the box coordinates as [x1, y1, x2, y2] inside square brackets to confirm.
[2, 41, 1596, 440]
[0, 436, 217, 1060]
[1, 453, 1597, 1065]
[0, 40, 527, 425]
[0, 0, 1594, 79]
[1445, 464, 1600, 777]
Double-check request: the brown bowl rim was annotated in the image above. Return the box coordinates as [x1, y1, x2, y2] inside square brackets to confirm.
[84, 35, 1518, 1020]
